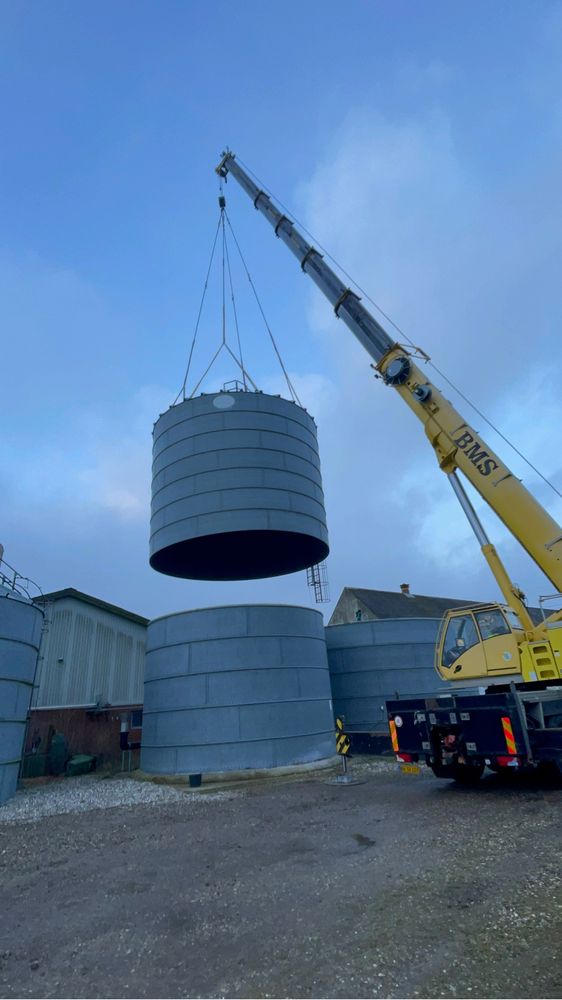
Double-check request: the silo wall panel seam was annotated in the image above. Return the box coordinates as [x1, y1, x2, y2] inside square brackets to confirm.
[141, 723, 334, 750]
[152, 451, 324, 492]
[150, 487, 328, 527]
[144, 659, 329, 681]
[150, 510, 329, 549]
[151, 472, 325, 513]
[152, 446, 323, 487]
[146, 625, 325, 651]
[153, 431, 321, 475]
[154, 413, 319, 452]
[146, 628, 327, 649]
[0, 679, 35, 718]
[144, 668, 329, 705]
[145, 639, 328, 672]
[0, 721, 28, 758]
[0, 669, 34, 687]
[150, 501, 329, 534]
[327, 645, 436, 671]
[143, 695, 333, 721]
[141, 736, 334, 774]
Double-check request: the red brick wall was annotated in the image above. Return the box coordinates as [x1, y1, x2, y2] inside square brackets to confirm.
[26, 706, 143, 767]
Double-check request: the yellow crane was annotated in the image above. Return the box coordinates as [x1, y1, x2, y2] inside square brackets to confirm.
[217, 150, 562, 779]
[216, 150, 561, 686]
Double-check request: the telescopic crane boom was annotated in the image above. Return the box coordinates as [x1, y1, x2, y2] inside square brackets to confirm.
[217, 152, 562, 643]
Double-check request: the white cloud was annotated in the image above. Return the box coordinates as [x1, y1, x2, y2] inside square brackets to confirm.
[294, 106, 562, 606]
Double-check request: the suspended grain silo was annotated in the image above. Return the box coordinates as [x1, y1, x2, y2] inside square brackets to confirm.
[326, 618, 451, 732]
[149, 391, 329, 581]
[141, 604, 334, 774]
[0, 585, 44, 805]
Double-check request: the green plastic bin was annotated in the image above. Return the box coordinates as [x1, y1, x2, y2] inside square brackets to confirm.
[66, 755, 95, 777]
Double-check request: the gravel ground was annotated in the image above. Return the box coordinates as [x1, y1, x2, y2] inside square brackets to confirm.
[0, 775, 236, 825]
[0, 760, 560, 1000]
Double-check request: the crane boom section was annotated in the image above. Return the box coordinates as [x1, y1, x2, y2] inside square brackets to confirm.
[217, 152, 562, 593]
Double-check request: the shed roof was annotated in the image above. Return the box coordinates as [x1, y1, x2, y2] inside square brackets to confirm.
[35, 588, 149, 627]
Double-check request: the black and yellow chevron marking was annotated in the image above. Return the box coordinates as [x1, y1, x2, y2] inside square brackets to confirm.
[336, 732, 351, 755]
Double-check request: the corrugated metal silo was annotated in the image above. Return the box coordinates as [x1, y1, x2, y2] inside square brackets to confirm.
[326, 618, 451, 731]
[0, 585, 43, 805]
[150, 391, 329, 580]
[141, 604, 334, 774]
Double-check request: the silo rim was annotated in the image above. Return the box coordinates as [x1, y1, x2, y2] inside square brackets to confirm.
[156, 390, 315, 425]
[148, 603, 325, 625]
[0, 588, 45, 614]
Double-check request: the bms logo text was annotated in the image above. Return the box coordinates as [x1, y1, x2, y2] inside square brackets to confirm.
[454, 430, 499, 477]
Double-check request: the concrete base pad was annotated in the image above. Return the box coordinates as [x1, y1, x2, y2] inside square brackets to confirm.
[133, 754, 340, 789]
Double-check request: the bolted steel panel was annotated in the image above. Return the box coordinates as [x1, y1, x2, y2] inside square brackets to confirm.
[141, 604, 334, 774]
[0, 587, 43, 805]
[325, 618, 451, 730]
[149, 392, 329, 580]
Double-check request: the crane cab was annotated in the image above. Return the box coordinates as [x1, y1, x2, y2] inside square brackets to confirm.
[436, 604, 562, 683]
[435, 604, 523, 683]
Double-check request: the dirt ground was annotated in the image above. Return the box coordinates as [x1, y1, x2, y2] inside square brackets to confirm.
[0, 759, 560, 1000]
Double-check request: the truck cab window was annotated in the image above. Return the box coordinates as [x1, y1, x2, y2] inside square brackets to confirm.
[475, 609, 510, 640]
[441, 614, 479, 668]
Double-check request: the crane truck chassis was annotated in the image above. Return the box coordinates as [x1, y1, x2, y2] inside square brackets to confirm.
[387, 681, 562, 781]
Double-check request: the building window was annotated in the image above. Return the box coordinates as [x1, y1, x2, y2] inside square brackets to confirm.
[130, 709, 143, 729]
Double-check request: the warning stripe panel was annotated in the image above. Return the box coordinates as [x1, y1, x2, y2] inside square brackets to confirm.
[501, 716, 517, 755]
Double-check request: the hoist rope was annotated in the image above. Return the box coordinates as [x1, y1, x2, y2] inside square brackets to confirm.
[235, 155, 562, 502]
[175, 183, 301, 406]
[174, 216, 222, 404]
[223, 224, 247, 390]
[224, 210, 302, 406]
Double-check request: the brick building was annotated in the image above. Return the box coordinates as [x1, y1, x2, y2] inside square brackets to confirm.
[26, 589, 148, 769]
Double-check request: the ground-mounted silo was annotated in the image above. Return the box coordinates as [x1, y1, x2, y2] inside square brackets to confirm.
[0, 585, 44, 805]
[149, 391, 329, 580]
[141, 604, 334, 774]
[326, 618, 450, 733]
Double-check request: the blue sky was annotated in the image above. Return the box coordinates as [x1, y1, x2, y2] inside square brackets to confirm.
[2, 0, 562, 618]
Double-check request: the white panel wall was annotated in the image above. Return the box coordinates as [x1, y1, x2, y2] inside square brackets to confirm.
[33, 598, 146, 708]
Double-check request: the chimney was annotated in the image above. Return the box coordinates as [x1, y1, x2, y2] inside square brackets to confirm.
[400, 583, 410, 595]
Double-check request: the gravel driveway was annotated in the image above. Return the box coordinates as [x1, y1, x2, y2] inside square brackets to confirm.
[0, 761, 560, 999]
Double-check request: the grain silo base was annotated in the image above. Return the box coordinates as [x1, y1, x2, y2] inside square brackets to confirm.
[141, 604, 335, 775]
[326, 618, 451, 737]
[0, 586, 44, 805]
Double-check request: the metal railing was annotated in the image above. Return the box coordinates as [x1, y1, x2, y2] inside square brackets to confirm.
[0, 546, 43, 602]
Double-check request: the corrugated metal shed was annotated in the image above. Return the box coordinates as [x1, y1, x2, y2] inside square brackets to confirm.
[33, 591, 147, 708]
